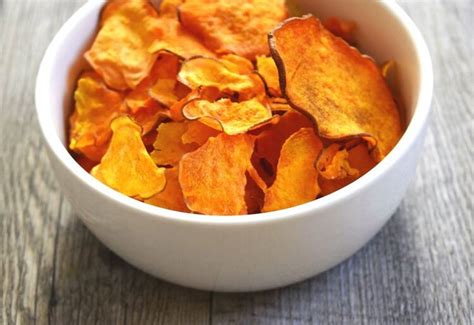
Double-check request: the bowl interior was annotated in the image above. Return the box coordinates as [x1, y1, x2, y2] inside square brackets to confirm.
[45, 0, 421, 145]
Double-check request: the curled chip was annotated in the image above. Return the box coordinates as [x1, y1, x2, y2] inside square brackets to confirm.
[256, 56, 281, 97]
[255, 109, 313, 172]
[323, 17, 357, 44]
[85, 0, 162, 90]
[178, 0, 288, 59]
[145, 167, 190, 212]
[91, 116, 166, 199]
[262, 128, 322, 212]
[178, 57, 259, 96]
[269, 15, 402, 160]
[69, 72, 126, 162]
[319, 143, 376, 196]
[181, 120, 220, 146]
[317, 144, 359, 180]
[151, 122, 198, 166]
[148, 0, 215, 59]
[182, 98, 273, 135]
[179, 133, 256, 215]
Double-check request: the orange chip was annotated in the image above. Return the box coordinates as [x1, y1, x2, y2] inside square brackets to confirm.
[319, 142, 376, 196]
[255, 109, 313, 172]
[130, 104, 167, 135]
[126, 53, 181, 111]
[323, 17, 357, 44]
[182, 98, 273, 135]
[245, 172, 265, 214]
[317, 144, 359, 180]
[151, 122, 198, 166]
[256, 56, 281, 97]
[91, 116, 166, 199]
[181, 120, 220, 146]
[145, 167, 190, 212]
[148, 0, 215, 59]
[85, 0, 161, 90]
[219, 54, 255, 74]
[69, 71, 126, 162]
[262, 128, 322, 212]
[148, 53, 182, 107]
[179, 133, 256, 215]
[269, 15, 402, 160]
[178, 57, 259, 96]
[178, 0, 288, 59]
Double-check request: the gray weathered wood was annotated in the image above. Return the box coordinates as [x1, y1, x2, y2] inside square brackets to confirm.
[1, 0, 472, 324]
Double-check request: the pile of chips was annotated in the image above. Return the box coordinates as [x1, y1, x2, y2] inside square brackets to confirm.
[68, 0, 402, 215]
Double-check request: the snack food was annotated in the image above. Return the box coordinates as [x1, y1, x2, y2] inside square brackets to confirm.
[68, 0, 402, 215]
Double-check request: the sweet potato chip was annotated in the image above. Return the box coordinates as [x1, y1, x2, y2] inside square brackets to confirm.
[148, 0, 214, 59]
[319, 142, 376, 196]
[148, 53, 182, 107]
[145, 167, 190, 212]
[245, 172, 265, 214]
[178, 0, 288, 59]
[130, 104, 167, 135]
[178, 57, 258, 96]
[323, 17, 357, 44]
[181, 120, 220, 146]
[317, 144, 359, 180]
[69, 72, 126, 161]
[151, 122, 198, 166]
[269, 97, 292, 112]
[182, 98, 273, 135]
[220, 54, 254, 74]
[255, 109, 313, 172]
[91, 116, 166, 199]
[262, 128, 322, 212]
[256, 56, 281, 97]
[179, 133, 256, 215]
[169, 86, 220, 121]
[269, 15, 402, 160]
[85, 0, 161, 90]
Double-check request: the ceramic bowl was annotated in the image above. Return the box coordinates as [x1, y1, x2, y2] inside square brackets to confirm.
[35, 0, 433, 291]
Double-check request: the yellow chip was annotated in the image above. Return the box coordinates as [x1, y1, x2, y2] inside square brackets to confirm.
[69, 71, 126, 162]
[182, 98, 273, 135]
[256, 56, 281, 97]
[262, 128, 322, 212]
[178, 57, 259, 96]
[91, 116, 166, 199]
[151, 122, 198, 166]
[85, 0, 161, 90]
[179, 133, 256, 215]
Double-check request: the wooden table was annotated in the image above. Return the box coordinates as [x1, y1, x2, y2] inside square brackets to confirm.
[1, 1, 472, 324]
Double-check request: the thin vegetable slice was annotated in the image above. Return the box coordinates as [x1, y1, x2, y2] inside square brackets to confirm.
[91, 116, 166, 199]
[85, 0, 161, 90]
[178, 0, 288, 59]
[269, 15, 402, 160]
[69, 72, 126, 162]
[145, 167, 190, 212]
[151, 122, 198, 166]
[262, 128, 322, 212]
[182, 98, 273, 135]
[179, 133, 256, 215]
[256, 56, 281, 97]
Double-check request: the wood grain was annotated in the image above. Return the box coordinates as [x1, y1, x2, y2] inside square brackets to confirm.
[1, 0, 472, 324]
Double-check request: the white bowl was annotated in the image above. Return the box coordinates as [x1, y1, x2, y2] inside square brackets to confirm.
[35, 0, 433, 292]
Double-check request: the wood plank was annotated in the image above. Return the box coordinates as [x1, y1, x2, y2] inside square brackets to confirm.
[0, 1, 210, 324]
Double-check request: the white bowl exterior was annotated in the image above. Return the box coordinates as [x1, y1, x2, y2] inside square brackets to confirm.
[36, 0, 433, 291]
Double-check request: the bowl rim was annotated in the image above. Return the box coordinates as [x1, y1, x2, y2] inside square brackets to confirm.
[35, 0, 433, 225]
